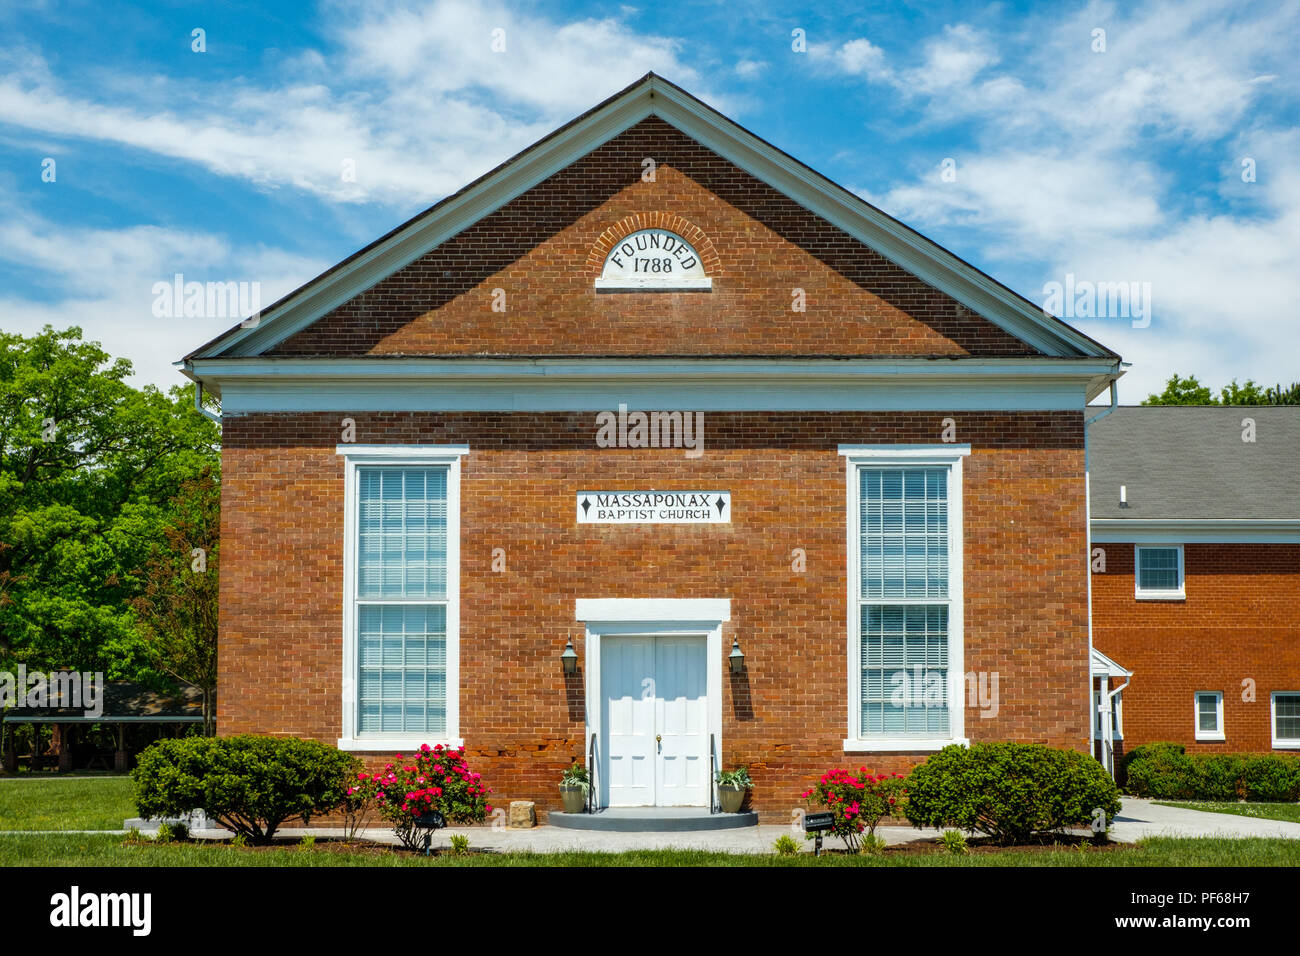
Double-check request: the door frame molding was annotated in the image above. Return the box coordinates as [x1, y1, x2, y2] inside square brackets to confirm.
[575, 599, 729, 808]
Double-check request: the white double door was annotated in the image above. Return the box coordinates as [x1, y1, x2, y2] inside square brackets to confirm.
[601, 635, 709, 807]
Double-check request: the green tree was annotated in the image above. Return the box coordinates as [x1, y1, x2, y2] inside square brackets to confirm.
[1142, 374, 1215, 405]
[130, 469, 219, 734]
[1143, 374, 1300, 406]
[0, 326, 219, 679]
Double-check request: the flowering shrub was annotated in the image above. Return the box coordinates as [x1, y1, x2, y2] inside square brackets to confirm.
[802, 767, 907, 852]
[352, 744, 492, 851]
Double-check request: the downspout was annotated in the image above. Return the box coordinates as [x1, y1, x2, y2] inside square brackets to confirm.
[193, 380, 221, 425]
[1083, 378, 1119, 764]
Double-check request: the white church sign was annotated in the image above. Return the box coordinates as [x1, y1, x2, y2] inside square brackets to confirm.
[595, 229, 712, 291]
[576, 490, 730, 524]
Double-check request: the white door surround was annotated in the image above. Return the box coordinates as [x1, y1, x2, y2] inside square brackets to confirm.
[576, 599, 728, 809]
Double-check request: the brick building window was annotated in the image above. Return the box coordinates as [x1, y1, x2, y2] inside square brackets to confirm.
[1134, 545, 1184, 600]
[337, 445, 467, 751]
[840, 445, 969, 752]
[1272, 693, 1300, 750]
[1194, 691, 1224, 741]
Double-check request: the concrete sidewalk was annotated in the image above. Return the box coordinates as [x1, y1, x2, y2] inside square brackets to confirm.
[6, 798, 1297, 852]
[1109, 798, 1300, 841]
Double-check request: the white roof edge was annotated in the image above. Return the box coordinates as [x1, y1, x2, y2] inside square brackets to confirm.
[1091, 647, 1133, 678]
[188, 356, 1119, 381]
[189, 74, 1118, 363]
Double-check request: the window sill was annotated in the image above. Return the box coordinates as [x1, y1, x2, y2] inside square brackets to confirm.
[1271, 740, 1300, 751]
[1195, 733, 1226, 742]
[1135, 593, 1185, 601]
[843, 737, 968, 753]
[337, 737, 464, 753]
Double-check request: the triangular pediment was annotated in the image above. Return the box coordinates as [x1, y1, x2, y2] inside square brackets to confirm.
[185, 74, 1117, 364]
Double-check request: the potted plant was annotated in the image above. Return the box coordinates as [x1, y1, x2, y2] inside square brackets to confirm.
[559, 764, 589, 813]
[715, 766, 752, 813]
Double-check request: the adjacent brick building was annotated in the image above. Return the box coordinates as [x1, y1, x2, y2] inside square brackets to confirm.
[182, 74, 1295, 822]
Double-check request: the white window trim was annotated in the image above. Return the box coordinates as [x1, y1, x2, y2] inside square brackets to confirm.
[1271, 692, 1300, 750]
[1134, 544, 1185, 600]
[336, 444, 469, 751]
[839, 445, 970, 753]
[1194, 691, 1225, 742]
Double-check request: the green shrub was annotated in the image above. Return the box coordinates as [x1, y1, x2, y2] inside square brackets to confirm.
[153, 823, 175, 844]
[1241, 754, 1300, 801]
[1122, 742, 1196, 798]
[133, 735, 360, 844]
[449, 834, 470, 856]
[773, 834, 799, 856]
[1123, 743, 1300, 801]
[904, 743, 1121, 845]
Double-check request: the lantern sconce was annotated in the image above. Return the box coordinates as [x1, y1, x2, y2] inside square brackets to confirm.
[560, 638, 579, 675]
[728, 637, 745, 675]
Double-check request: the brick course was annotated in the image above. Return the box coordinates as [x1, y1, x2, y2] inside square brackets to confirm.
[268, 117, 1037, 359]
[219, 410, 1091, 821]
[1093, 542, 1300, 754]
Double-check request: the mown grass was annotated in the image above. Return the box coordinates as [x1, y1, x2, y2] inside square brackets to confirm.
[1, 834, 1299, 866]
[1155, 800, 1300, 824]
[0, 776, 135, 830]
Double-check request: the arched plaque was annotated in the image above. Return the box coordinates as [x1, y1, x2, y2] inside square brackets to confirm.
[595, 228, 712, 291]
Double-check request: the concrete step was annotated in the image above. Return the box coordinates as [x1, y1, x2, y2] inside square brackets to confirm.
[549, 807, 758, 832]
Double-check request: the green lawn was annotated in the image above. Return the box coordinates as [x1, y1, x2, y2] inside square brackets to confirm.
[1156, 800, 1300, 824]
[0, 776, 136, 830]
[1, 834, 1298, 866]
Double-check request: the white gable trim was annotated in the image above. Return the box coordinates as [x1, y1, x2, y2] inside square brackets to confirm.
[187, 75, 1116, 364]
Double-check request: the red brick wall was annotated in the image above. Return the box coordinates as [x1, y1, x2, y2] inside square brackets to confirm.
[268, 117, 1037, 359]
[1093, 543, 1300, 754]
[218, 410, 1091, 821]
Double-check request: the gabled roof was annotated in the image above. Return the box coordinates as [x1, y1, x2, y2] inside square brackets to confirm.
[184, 73, 1119, 364]
[1090, 406, 1300, 522]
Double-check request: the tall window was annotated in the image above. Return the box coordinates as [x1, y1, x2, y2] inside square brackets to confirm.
[338, 445, 465, 750]
[356, 468, 448, 735]
[860, 469, 950, 736]
[842, 446, 967, 751]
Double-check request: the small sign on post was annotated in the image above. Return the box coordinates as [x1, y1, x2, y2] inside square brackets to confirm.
[413, 810, 446, 856]
[803, 810, 835, 857]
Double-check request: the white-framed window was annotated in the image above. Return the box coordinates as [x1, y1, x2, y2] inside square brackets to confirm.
[1134, 544, 1185, 600]
[336, 445, 468, 751]
[1093, 691, 1123, 740]
[1194, 691, 1224, 741]
[839, 445, 969, 752]
[1271, 692, 1300, 750]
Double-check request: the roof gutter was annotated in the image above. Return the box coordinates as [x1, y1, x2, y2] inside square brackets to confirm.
[193, 380, 221, 425]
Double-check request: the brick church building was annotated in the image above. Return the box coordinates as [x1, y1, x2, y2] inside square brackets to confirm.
[182, 74, 1298, 822]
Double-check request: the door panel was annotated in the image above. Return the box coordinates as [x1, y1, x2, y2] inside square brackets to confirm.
[601, 637, 655, 806]
[601, 634, 708, 807]
[655, 636, 709, 806]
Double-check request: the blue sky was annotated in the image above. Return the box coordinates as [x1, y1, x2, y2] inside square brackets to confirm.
[2, 0, 1297, 398]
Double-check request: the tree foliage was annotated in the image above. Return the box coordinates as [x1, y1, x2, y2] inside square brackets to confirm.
[1144, 373, 1300, 406]
[0, 326, 219, 681]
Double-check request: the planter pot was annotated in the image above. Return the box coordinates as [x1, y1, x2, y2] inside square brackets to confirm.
[560, 785, 587, 813]
[718, 784, 747, 813]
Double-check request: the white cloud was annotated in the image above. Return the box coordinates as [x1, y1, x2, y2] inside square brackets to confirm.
[0, 0, 711, 206]
[0, 202, 326, 389]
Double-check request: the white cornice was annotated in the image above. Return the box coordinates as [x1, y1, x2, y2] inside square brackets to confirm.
[186, 75, 1120, 365]
[194, 357, 1117, 413]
